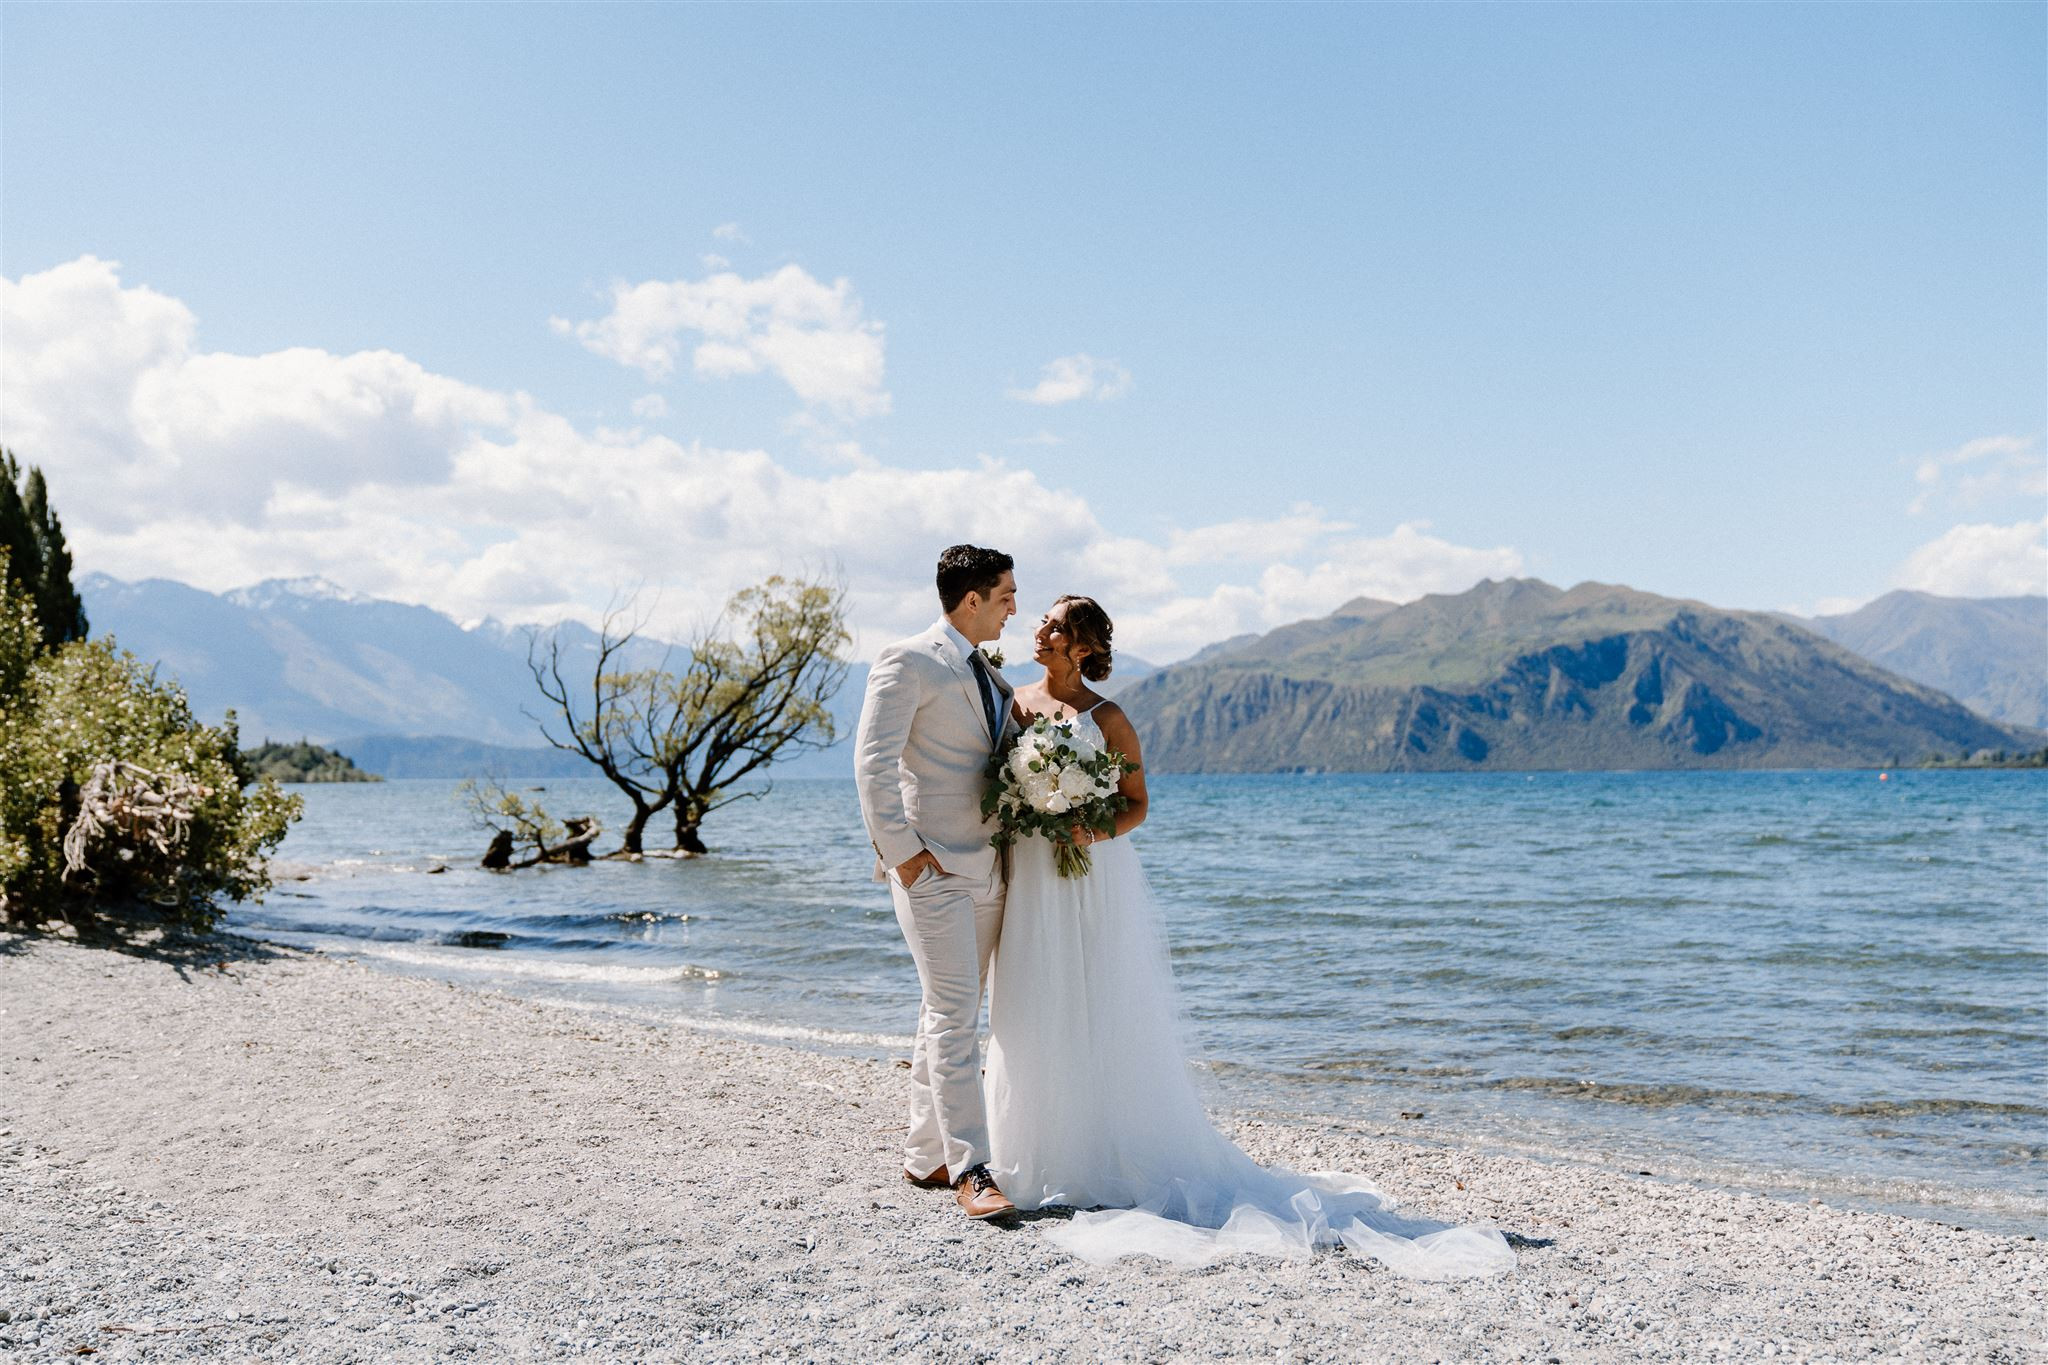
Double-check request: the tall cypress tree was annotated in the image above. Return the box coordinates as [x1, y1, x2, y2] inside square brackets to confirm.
[22, 468, 87, 645]
[0, 450, 89, 648]
[0, 453, 37, 600]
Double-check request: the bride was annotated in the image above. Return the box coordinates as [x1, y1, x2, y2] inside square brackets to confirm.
[983, 594, 1515, 1279]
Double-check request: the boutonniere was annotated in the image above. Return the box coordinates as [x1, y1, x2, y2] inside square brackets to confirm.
[980, 645, 1005, 670]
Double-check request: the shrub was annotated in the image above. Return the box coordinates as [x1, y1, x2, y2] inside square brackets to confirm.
[0, 560, 301, 932]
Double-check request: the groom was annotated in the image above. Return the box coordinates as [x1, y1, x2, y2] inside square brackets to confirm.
[856, 545, 1019, 1220]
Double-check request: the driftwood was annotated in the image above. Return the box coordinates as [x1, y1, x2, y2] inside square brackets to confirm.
[558, 817, 598, 864]
[481, 816, 601, 870]
[62, 760, 207, 885]
[481, 830, 515, 869]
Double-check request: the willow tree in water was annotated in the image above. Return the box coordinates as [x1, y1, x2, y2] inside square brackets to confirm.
[525, 602, 679, 855]
[661, 575, 850, 853]
[525, 574, 849, 856]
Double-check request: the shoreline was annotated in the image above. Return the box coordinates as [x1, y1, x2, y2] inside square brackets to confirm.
[3, 928, 2041, 1362]
[258, 921, 2046, 1240]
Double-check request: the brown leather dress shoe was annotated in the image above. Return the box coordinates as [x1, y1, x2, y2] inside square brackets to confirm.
[954, 1165, 1016, 1220]
[903, 1165, 951, 1190]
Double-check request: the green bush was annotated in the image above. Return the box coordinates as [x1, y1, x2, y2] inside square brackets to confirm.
[0, 559, 301, 932]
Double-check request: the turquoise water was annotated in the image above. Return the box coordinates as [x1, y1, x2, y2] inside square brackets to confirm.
[244, 770, 2047, 1233]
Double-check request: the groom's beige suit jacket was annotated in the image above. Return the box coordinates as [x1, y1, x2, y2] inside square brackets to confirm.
[856, 621, 1015, 884]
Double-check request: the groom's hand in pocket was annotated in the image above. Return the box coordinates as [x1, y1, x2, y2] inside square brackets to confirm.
[895, 850, 945, 886]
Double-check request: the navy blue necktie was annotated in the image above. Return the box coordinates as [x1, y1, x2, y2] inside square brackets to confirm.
[967, 650, 1000, 746]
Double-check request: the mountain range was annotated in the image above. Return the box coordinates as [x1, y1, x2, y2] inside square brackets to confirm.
[1800, 591, 2047, 730]
[80, 574, 2043, 776]
[1116, 579, 2044, 772]
[81, 574, 723, 775]
[77, 575, 1150, 777]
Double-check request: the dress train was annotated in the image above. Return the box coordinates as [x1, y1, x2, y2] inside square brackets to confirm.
[983, 728, 1513, 1278]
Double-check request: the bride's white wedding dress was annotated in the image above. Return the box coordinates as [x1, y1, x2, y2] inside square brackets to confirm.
[984, 705, 1514, 1279]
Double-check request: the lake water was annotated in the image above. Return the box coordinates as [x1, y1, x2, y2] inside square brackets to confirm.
[243, 770, 2047, 1234]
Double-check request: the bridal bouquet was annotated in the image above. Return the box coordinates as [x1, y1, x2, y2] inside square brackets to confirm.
[982, 714, 1134, 878]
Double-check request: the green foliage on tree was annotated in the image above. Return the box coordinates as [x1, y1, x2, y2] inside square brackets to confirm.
[241, 739, 382, 783]
[525, 573, 851, 857]
[0, 450, 89, 650]
[459, 776, 602, 868]
[661, 575, 852, 853]
[462, 777, 565, 851]
[0, 552, 301, 933]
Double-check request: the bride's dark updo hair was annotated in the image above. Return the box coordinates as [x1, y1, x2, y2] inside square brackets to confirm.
[1054, 594, 1114, 682]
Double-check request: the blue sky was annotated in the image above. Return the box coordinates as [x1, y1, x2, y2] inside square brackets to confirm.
[3, 3, 2042, 659]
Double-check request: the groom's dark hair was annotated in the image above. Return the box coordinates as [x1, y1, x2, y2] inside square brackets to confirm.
[936, 545, 1014, 612]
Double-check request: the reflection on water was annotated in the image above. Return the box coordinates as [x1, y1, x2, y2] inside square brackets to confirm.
[245, 769, 2048, 1233]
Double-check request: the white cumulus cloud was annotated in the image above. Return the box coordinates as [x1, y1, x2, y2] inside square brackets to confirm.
[1165, 507, 1351, 566]
[1, 256, 517, 529]
[551, 264, 889, 419]
[1908, 434, 2045, 515]
[3, 255, 1524, 665]
[1007, 353, 1132, 406]
[1894, 518, 2048, 598]
[630, 394, 669, 420]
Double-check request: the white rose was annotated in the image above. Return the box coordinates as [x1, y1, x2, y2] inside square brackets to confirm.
[1062, 734, 1098, 765]
[1021, 771, 1058, 811]
[1057, 766, 1096, 802]
[1006, 745, 1039, 783]
[1044, 791, 1072, 815]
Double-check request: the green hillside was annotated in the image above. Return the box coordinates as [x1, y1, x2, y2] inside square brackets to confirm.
[1122, 579, 2045, 772]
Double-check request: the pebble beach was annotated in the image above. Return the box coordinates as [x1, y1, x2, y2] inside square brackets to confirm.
[2, 929, 2041, 1363]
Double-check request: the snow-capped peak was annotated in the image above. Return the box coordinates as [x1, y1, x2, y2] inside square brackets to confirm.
[225, 576, 371, 609]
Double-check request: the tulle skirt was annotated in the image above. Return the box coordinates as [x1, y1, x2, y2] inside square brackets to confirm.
[985, 835, 1514, 1280]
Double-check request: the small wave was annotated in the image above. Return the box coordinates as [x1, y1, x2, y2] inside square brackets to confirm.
[1576, 894, 1705, 909]
[1847, 998, 2044, 1024]
[1991, 1145, 2048, 1166]
[1829, 1098, 2048, 1120]
[1294, 1058, 1480, 1081]
[1489, 1076, 1803, 1109]
[343, 941, 730, 985]
[1859, 1025, 2045, 1043]
[238, 917, 431, 944]
[1551, 1024, 1634, 1041]
[538, 996, 911, 1053]
[1416, 967, 1558, 989]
